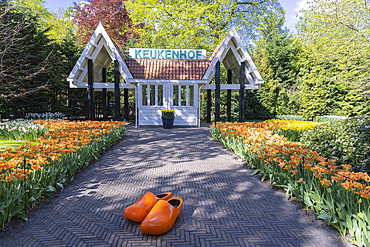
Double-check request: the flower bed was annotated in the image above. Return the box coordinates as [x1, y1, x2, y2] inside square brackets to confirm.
[0, 120, 48, 141]
[0, 120, 125, 226]
[211, 121, 370, 246]
[269, 119, 319, 142]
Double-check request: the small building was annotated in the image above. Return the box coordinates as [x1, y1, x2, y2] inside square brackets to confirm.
[67, 23, 263, 127]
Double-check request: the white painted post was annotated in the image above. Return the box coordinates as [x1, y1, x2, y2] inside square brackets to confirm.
[155, 85, 158, 106]
[186, 85, 189, 106]
[178, 85, 181, 106]
[147, 85, 150, 106]
[198, 85, 204, 128]
[134, 84, 137, 128]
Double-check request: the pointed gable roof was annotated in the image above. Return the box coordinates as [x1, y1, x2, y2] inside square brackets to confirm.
[67, 23, 132, 86]
[203, 28, 263, 88]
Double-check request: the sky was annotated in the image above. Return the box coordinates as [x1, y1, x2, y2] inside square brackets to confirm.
[43, 0, 309, 31]
[279, 0, 309, 31]
[43, 0, 82, 12]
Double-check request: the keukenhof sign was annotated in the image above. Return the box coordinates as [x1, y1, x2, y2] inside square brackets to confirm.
[129, 48, 206, 60]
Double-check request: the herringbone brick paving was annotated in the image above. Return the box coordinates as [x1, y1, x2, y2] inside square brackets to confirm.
[0, 126, 352, 247]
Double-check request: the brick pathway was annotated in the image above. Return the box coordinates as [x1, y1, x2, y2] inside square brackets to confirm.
[0, 126, 351, 247]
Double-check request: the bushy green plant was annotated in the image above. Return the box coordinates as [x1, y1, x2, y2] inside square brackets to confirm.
[0, 120, 48, 141]
[301, 115, 370, 172]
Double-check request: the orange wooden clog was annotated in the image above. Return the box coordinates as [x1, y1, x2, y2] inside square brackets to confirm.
[124, 192, 172, 222]
[140, 197, 183, 235]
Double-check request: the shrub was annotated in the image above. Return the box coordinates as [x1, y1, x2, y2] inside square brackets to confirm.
[301, 115, 370, 172]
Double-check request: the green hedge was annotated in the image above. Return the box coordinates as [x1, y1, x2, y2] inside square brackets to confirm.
[302, 115, 370, 172]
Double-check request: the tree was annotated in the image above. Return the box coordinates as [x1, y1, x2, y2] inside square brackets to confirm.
[250, 4, 301, 117]
[71, 0, 139, 47]
[125, 0, 280, 50]
[296, 0, 370, 119]
[0, 1, 53, 102]
[11, 0, 75, 43]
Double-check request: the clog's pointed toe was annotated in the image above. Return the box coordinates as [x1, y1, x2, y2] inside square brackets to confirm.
[124, 192, 172, 223]
[140, 197, 183, 235]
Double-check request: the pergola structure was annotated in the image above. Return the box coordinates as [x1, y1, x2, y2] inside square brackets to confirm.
[67, 23, 263, 127]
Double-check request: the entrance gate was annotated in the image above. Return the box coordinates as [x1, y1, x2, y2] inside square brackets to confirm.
[138, 82, 198, 126]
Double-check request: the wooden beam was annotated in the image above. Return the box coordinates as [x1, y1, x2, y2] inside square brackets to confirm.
[114, 60, 120, 121]
[227, 70, 232, 122]
[215, 61, 220, 122]
[239, 61, 245, 122]
[88, 59, 95, 120]
[102, 68, 108, 121]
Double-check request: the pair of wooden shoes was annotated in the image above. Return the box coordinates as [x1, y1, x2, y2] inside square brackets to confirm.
[123, 192, 183, 235]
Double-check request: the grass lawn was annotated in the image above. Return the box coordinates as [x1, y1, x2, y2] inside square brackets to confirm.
[0, 138, 29, 152]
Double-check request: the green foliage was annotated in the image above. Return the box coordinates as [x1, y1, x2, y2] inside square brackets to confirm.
[125, 0, 282, 50]
[0, 139, 29, 153]
[0, 1, 53, 103]
[296, 0, 370, 120]
[253, 9, 301, 118]
[273, 129, 301, 142]
[11, 0, 74, 43]
[301, 115, 370, 172]
[125, 0, 235, 49]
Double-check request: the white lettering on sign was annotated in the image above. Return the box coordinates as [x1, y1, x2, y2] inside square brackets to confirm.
[129, 48, 206, 60]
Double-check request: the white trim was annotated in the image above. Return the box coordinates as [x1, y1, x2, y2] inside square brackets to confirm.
[155, 85, 158, 106]
[202, 27, 264, 88]
[133, 84, 137, 128]
[198, 85, 204, 127]
[67, 23, 133, 85]
[186, 85, 189, 106]
[147, 85, 150, 106]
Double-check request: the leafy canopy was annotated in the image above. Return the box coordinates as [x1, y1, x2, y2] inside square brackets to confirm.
[125, 0, 236, 50]
[11, 0, 74, 43]
[296, 0, 370, 119]
[125, 0, 281, 50]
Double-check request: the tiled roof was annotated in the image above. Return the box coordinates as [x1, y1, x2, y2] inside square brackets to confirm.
[125, 59, 211, 80]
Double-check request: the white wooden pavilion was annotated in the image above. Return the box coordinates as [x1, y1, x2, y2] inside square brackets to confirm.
[67, 23, 263, 127]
